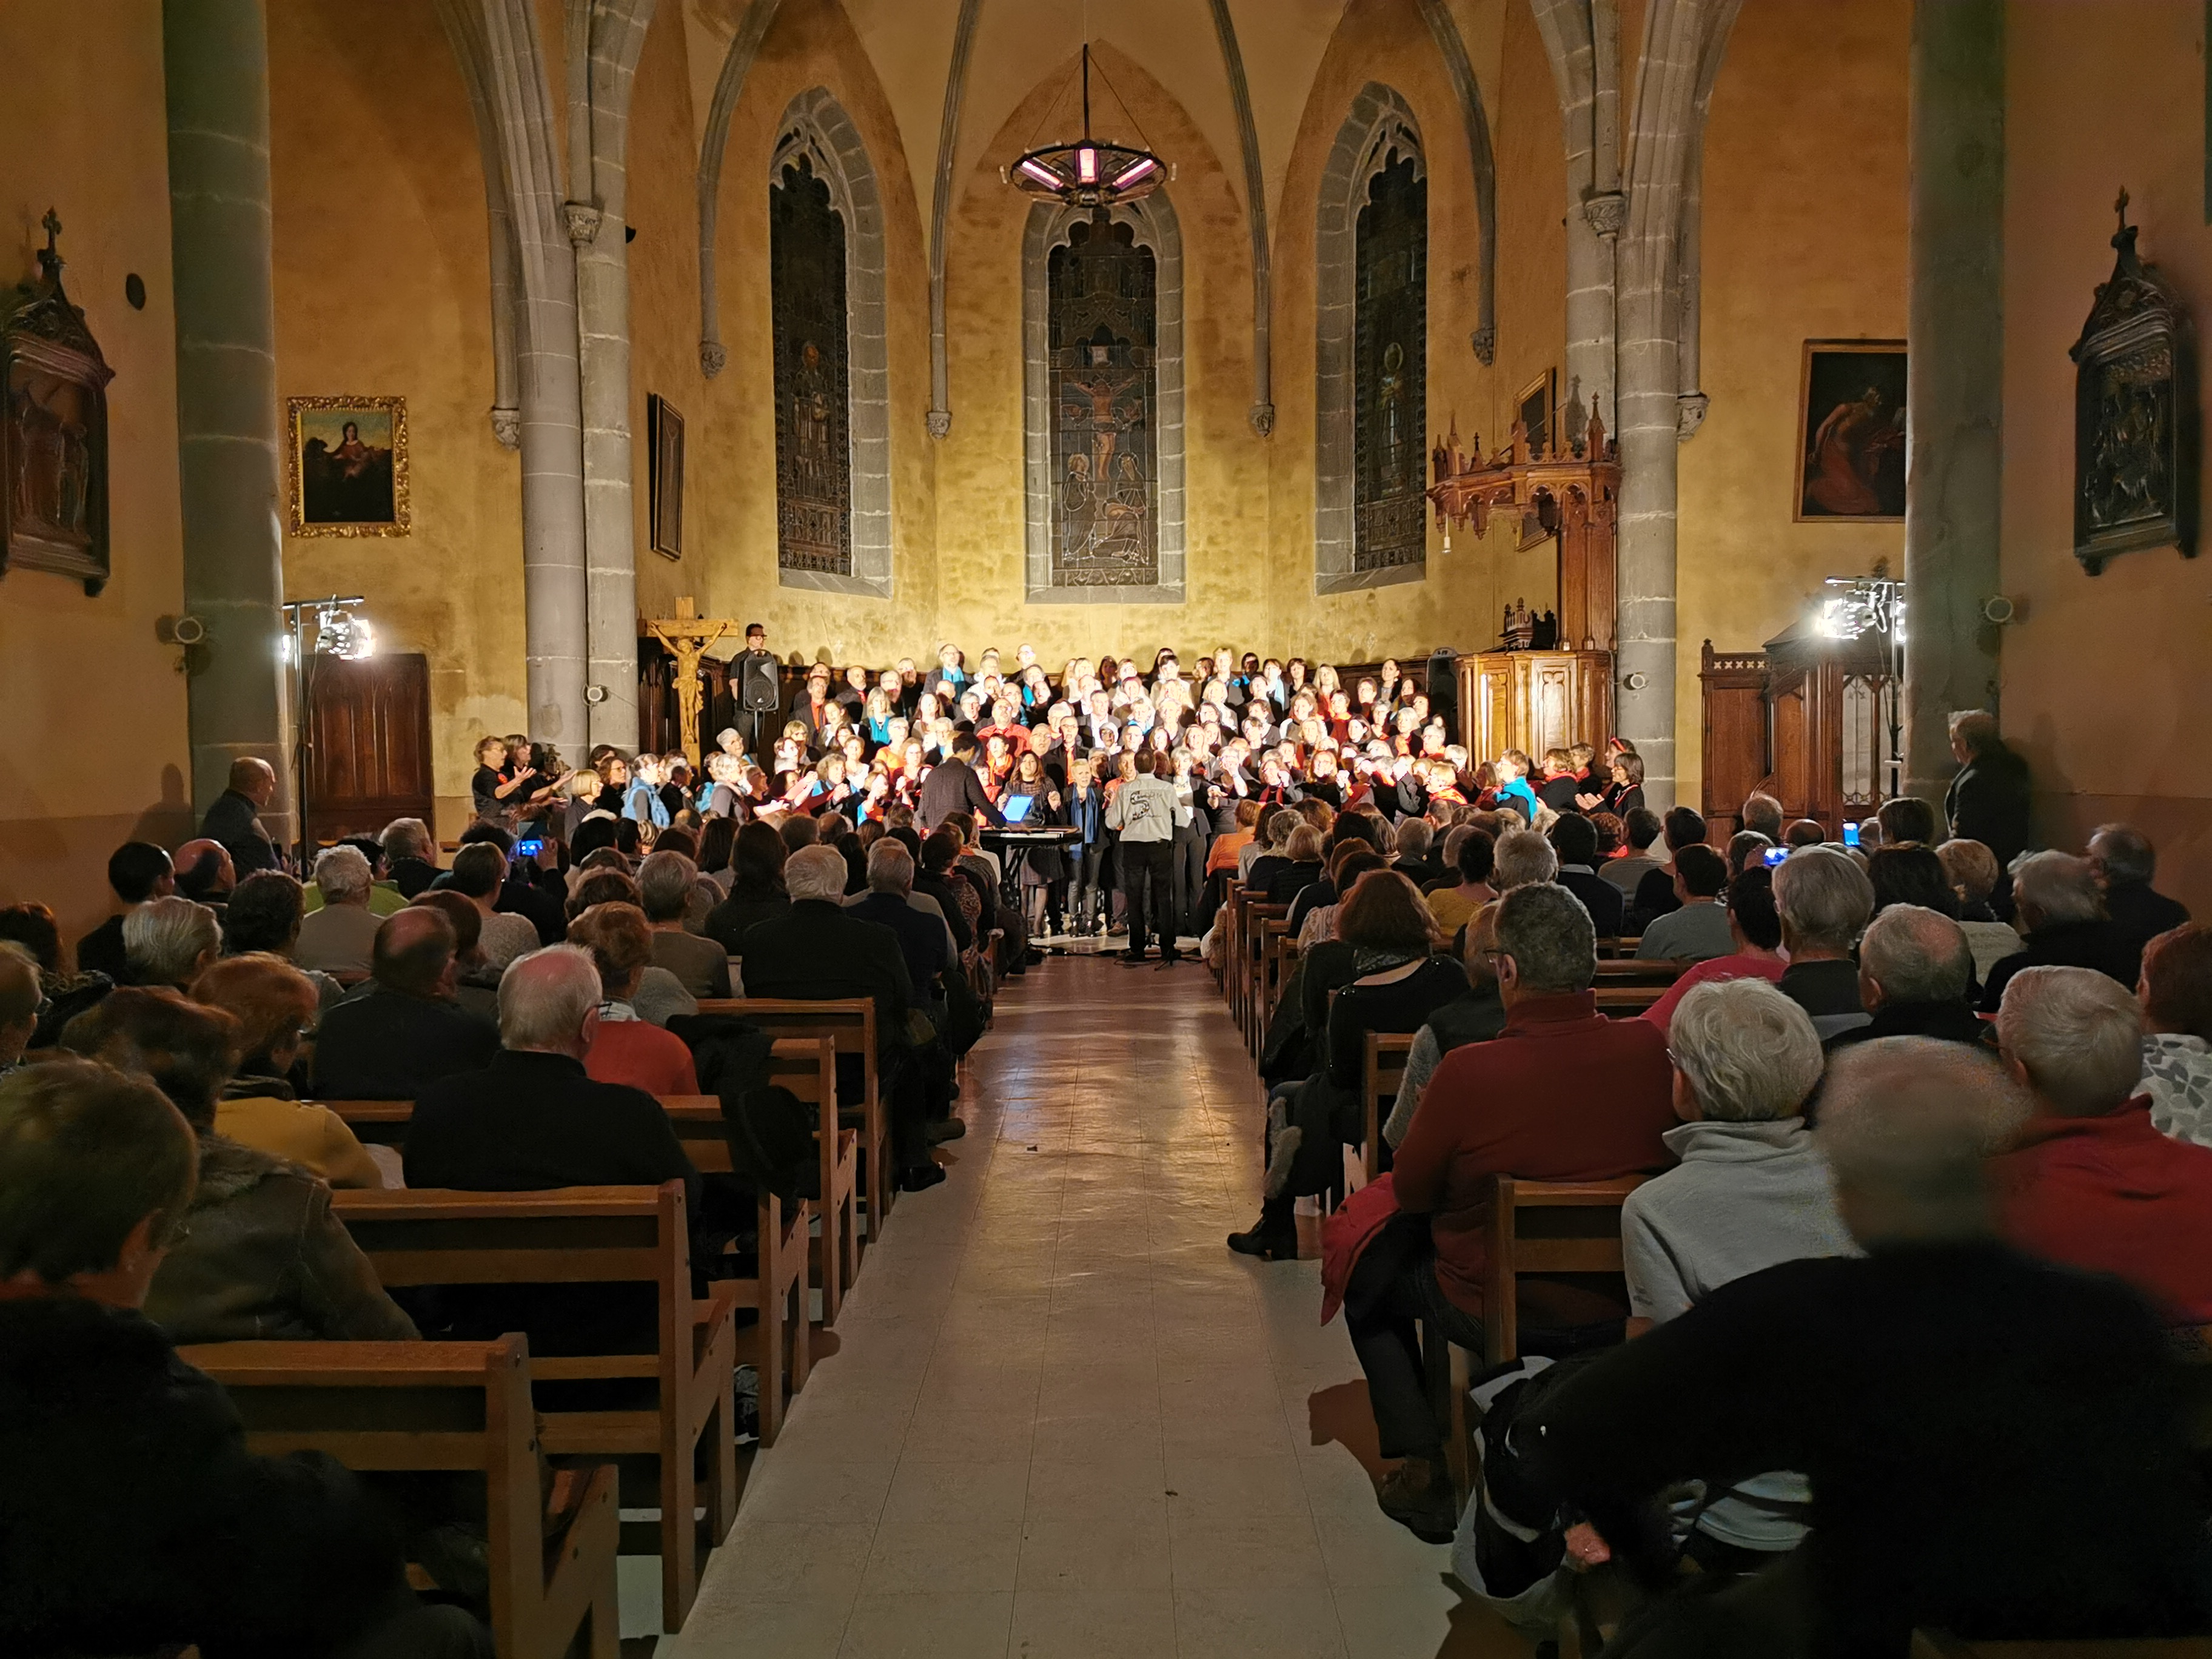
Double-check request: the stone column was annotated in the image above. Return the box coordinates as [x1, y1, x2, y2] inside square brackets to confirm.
[572, 0, 656, 753]
[1903, 0, 2004, 804]
[165, 0, 291, 840]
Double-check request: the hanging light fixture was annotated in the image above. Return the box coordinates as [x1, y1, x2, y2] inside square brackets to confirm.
[1005, 41, 1168, 209]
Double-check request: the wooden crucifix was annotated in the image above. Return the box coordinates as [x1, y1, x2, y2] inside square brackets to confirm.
[638, 596, 741, 769]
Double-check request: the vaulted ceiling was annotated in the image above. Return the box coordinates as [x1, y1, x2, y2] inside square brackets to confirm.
[676, 0, 1509, 233]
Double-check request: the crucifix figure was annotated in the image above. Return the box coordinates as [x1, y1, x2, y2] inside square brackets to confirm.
[639, 595, 741, 769]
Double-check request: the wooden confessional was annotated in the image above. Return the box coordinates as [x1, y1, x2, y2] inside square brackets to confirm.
[1429, 409, 1620, 757]
[1698, 622, 1897, 842]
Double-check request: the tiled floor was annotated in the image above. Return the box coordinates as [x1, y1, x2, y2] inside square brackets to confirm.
[665, 957, 1531, 1658]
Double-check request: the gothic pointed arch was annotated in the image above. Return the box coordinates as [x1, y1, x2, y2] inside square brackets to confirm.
[768, 87, 891, 598]
[1316, 84, 1429, 594]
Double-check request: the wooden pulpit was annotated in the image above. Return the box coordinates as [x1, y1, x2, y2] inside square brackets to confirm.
[1699, 622, 1896, 841]
[1456, 649, 1614, 764]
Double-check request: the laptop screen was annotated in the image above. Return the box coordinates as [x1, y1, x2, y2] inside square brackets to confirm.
[1000, 794, 1035, 824]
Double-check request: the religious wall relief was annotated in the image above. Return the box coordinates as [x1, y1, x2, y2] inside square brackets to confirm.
[1353, 152, 1427, 575]
[1048, 211, 1158, 588]
[2, 211, 112, 594]
[771, 153, 853, 578]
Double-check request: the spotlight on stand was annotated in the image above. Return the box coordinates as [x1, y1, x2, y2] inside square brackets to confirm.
[1817, 571, 1906, 802]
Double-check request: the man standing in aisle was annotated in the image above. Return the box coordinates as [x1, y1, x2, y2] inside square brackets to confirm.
[1107, 750, 1189, 966]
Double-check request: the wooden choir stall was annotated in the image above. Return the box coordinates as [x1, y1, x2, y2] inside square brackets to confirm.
[1426, 409, 1621, 759]
[1699, 620, 1897, 842]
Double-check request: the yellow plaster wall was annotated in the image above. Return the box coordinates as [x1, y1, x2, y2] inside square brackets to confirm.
[689, 0, 937, 666]
[268, 0, 524, 836]
[1674, 0, 1909, 806]
[0, 0, 195, 942]
[2002, 0, 2212, 917]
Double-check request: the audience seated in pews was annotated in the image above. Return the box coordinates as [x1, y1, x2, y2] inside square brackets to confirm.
[705, 819, 792, 954]
[1338, 881, 1676, 1541]
[1492, 825, 1559, 891]
[2091, 820, 2193, 967]
[1627, 807, 1709, 931]
[640, 849, 731, 997]
[313, 907, 498, 1100]
[1635, 843, 1731, 961]
[1638, 868, 1787, 1039]
[190, 953, 382, 1188]
[379, 815, 442, 898]
[738, 843, 945, 1191]
[0, 902, 112, 1048]
[563, 868, 697, 1026]
[2142, 921, 2212, 1146]
[0, 1059, 489, 1658]
[1547, 813, 1624, 938]
[1772, 846, 1875, 1036]
[175, 837, 237, 911]
[445, 842, 542, 969]
[565, 902, 702, 1095]
[61, 988, 414, 1344]
[1521, 1037, 2211, 1657]
[1993, 965, 2212, 1324]
[1938, 837, 2030, 979]
[1980, 849, 2140, 1010]
[76, 840, 174, 981]
[221, 870, 347, 1013]
[293, 846, 381, 979]
[404, 890, 503, 1023]
[1603, 807, 1665, 895]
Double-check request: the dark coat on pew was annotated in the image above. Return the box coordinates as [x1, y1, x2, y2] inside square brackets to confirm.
[313, 984, 498, 1100]
[0, 1293, 412, 1659]
[737, 897, 917, 1064]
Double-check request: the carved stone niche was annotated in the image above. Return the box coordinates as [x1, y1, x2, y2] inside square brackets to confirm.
[2, 210, 114, 595]
[2069, 190, 2197, 574]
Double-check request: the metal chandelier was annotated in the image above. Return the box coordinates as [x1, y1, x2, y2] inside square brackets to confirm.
[1005, 42, 1168, 210]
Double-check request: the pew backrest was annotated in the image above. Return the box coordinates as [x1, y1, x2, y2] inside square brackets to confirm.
[1478, 1174, 1646, 1366]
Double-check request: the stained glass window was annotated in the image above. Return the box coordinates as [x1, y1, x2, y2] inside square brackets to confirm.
[1353, 152, 1427, 574]
[770, 153, 851, 577]
[1047, 210, 1158, 588]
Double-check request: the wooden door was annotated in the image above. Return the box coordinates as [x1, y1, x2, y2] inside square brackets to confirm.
[302, 652, 434, 844]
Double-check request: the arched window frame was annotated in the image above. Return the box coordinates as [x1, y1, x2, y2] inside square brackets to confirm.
[1316, 84, 1428, 595]
[769, 88, 891, 598]
[1022, 192, 1186, 606]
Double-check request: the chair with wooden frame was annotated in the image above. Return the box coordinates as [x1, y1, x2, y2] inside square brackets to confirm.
[332, 1181, 742, 1633]
[176, 1336, 620, 1659]
[695, 997, 891, 1245]
[1426, 1173, 1647, 1504]
[1355, 1031, 1415, 1189]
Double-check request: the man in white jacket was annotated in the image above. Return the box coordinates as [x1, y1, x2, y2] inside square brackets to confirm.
[1105, 750, 1190, 965]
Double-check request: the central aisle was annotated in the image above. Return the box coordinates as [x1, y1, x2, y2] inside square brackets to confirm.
[669, 957, 1526, 1658]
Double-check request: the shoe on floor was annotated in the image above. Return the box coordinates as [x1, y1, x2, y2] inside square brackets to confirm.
[1225, 1216, 1298, 1259]
[925, 1118, 968, 1144]
[899, 1163, 949, 1192]
[1377, 1455, 1457, 1543]
[1121, 950, 1149, 965]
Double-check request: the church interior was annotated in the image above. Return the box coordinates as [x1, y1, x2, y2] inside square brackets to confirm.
[4, 1, 2212, 1656]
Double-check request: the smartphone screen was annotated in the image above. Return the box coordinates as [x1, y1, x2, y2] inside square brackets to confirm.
[1761, 846, 1788, 868]
[515, 838, 544, 858]
[1842, 822, 1861, 848]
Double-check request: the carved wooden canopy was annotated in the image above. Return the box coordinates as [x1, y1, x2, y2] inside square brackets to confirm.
[2069, 189, 2197, 573]
[1426, 407, 1620, 653]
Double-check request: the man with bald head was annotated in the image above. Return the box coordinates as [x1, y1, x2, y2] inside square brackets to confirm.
[171, 838, 235, 910]
[200, 756, 280, 876]
[1520, 1039, 2212, 1655]
[312, 907, 497, 1099]
[1825, 903, 1986, 1051]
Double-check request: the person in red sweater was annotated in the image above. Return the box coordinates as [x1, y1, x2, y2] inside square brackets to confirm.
[1352, 880, 1676, 1540]
[566, 902, 700, 1096]
[1993, 964, 2212, 1324]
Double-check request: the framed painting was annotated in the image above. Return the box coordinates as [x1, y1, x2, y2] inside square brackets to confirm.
[1795, 341, 1906, 521]
[287, 395, 408, 537]
[649, 392, 684, 560]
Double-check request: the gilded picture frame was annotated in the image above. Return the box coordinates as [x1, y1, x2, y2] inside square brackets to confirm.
[648, 392, 684, 560]
[287, 395, 409, 537]
[1794, 340, 1907, 523]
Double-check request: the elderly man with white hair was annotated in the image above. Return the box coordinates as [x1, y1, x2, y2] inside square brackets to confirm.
[1490, 826, 1559, 891]
[637, 850, 730, 997]
[294, 846, 381, 979]
[738, 844, 943, 1191]
[122, 896, 220, 990]
[1980, 850, 2140, 1011]
[1772, 845, 1875, 1036]
[1521, 1037, 2212, 1656]
[1993, 965, 2212, 1326]
[406, 945, 697, 1202]
[1825, 903, 1985, 1051]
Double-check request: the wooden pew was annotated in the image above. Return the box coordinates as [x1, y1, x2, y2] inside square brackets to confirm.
[695, 997, 890, 1245]
[1356, 1031, 1416, 1188]
[332, 1181, 743, 1632]
[1258, 917, 1298, 1057]
[1593, 957, 1693, 983]
[1220, 886, 1248, 1016]
[1242, 902, 1289, 1054]
[177, 1336, 619, 1659]
[1594, 983, 1672, 1017]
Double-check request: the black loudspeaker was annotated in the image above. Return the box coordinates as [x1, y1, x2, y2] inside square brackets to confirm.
[738, 651, 782, 714]
[1426, 648, 1460, 739]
